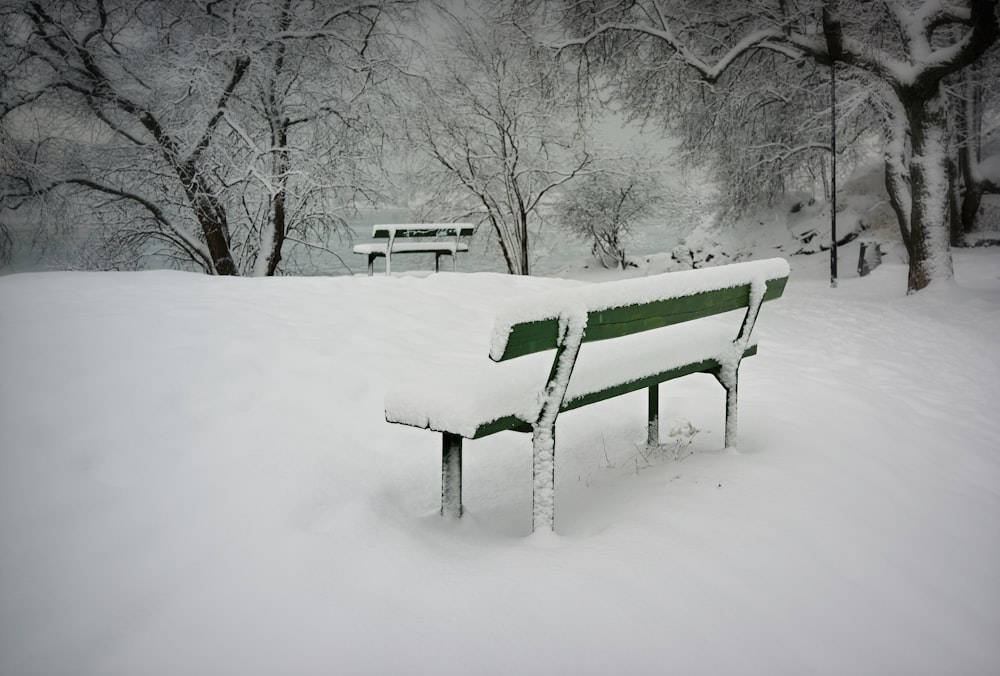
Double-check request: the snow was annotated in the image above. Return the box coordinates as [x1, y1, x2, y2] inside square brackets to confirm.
[978, 153, 1000, 184]
[2, 249, 1000, 675]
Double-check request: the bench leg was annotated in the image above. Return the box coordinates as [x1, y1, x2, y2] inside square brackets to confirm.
[441, 432, 463, 518]
[647, 384, 660, 448]
[532, 424, 556, 532]
[712, 366, 739, 449]
[434, 253, 441, 273]
[366, 254, 375, 276]
[724, 377, 738, 449]
[528, 313, 585, 533]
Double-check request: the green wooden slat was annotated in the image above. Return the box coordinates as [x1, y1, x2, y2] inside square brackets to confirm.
[585, 286, 750, 342]
[562, 344, 757, 413]
[470, 344, 759, 439]
[762, 275, 788, 301]
[495, 318, 563, 361]
[496, 276, 787, 361]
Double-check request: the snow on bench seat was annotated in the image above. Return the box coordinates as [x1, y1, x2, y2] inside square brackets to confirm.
[352, 241, 469, 256]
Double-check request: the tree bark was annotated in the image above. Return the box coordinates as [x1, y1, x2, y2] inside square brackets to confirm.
[901, 86, 955, 291]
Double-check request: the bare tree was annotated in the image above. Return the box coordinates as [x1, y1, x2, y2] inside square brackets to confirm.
[1, 0, 413, 275]
[1, 0, 254, 274]
[541, 0, 999, 292]
[223, 0, 412, 276]
[400, 5, 593, 275]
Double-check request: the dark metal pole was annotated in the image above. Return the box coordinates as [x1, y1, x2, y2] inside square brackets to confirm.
[830, 60, 838, 288]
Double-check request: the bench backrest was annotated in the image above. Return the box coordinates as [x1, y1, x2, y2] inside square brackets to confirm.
[372, 223, 475, 239]
[490, 258, 790, 361]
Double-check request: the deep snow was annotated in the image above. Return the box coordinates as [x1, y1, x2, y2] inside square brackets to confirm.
[1, 245, 999, 675]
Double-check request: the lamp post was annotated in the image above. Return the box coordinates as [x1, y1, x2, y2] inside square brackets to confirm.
[829, 60, 838, 288]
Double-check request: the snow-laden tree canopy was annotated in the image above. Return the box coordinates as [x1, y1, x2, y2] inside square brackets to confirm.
[1, 0, 416, 275]
[538, 0, 999, 292]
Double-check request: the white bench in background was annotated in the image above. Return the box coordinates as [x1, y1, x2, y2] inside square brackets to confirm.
[353, 224, 474, 276]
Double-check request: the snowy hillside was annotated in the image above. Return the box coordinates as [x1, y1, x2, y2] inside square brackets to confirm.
[1, 244, 998, 675]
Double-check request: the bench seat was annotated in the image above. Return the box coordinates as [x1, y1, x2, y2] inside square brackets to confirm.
[352, 242, 470, 256]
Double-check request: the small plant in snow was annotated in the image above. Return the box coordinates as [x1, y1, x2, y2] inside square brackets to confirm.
[630, 418, 700, 473]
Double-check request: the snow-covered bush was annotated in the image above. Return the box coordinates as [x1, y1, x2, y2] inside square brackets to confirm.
[555, 172, 661, 269]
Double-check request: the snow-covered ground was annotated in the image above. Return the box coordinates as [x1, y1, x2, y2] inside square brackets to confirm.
[1, 244, 999, 675]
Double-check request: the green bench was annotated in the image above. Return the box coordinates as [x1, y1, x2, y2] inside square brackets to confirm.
[384, 258, 790, 532]
[353, 223, 474, 275]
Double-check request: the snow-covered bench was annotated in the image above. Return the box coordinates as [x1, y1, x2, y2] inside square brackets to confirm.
[385, 258, 790, 532]
[353, 224, 474, 276]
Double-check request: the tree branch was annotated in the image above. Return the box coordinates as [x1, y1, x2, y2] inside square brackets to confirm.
[552, 21, 787, 84]
[29, 177, 213, 270]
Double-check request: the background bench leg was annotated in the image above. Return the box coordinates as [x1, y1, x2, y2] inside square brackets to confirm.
[434, 253, 441, 272]
[647, 384, 660, 448]
[441, 432, 463, 518]
[531, 424, 556, 532]
[367, 254, 375, 276]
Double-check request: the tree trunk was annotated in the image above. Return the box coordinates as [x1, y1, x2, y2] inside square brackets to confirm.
[902, 86, 955, 292]
[957, 64, 991, 237]
[518, 216, 530, 276]
[947, 153, 963, 248]
[265, 185, 287, 277]
[961, 185, 985, 235]
[884, 158, 913, 259]
[263, 120, 291, 277]
[180, 171, 237, 276]
[488, 214, 517, 275]
[261, 0, 292, 278]
[881, 95, 914, 261]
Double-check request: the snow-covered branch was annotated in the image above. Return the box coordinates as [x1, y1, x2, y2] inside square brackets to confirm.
[552, 21, 787, 83]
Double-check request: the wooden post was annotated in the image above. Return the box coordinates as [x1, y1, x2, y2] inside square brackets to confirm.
[441, 432, 463, 518]
[647, 384, 660, 448]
